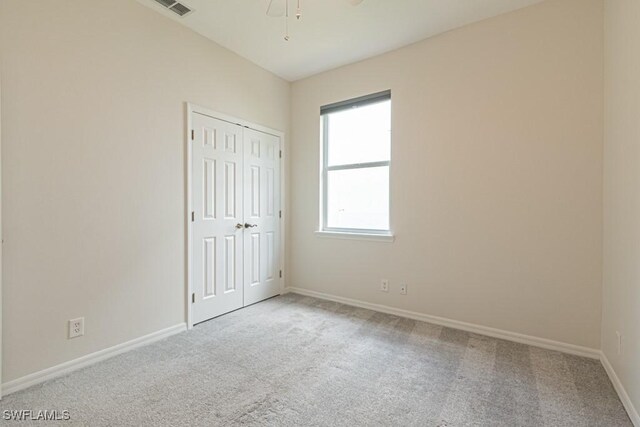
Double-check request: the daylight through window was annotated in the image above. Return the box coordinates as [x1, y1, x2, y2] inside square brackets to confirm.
[321, 91, 391, 233]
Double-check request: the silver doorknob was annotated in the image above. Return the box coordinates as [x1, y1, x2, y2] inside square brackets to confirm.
[235, 223, 244, 229]
[244, 223, 258, 228]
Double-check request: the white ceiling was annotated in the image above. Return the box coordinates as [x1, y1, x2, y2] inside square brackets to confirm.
[137, 0, 545, 81]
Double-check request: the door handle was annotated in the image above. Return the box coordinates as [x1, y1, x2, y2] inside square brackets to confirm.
[235, 223, 244, 229]
[244, 223, 258, 229]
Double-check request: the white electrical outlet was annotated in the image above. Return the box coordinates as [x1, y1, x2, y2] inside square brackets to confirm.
[616, 331, 622, 355]
[400, 284, 408, 295]
[69, 317, 84, 339]
[380, 279, 389, 293]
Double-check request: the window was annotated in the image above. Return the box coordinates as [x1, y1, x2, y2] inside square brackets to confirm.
[319, 91, 392, 238]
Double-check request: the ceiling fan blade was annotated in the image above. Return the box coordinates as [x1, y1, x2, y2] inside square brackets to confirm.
[267, 0, 287, 17]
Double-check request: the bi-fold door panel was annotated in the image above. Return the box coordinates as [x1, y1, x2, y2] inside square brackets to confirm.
[191, 112, 281, 325]
[243, 128, 281, 306]
[192, 114, 244, 324]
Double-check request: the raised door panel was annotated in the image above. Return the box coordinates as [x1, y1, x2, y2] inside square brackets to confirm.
[243, 128, 281, 306]
[192, 113, 244, 324]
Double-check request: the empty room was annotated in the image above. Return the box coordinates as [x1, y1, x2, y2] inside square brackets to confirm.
[0, 0, 638, 425]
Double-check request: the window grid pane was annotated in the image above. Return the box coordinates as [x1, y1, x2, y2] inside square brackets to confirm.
[326, 166, 389, 231]
[327, 100, 391, 167]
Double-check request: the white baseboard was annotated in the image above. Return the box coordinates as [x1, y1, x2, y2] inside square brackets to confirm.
[285, 287, 600, 359]
[1, 323, 187, 397]
[601, 352, 640, 426]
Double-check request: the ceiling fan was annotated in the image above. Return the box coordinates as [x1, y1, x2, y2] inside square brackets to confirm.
[267, 0, 365, 40]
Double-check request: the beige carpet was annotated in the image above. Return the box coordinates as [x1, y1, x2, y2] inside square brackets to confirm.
[0, 293, 632, 426]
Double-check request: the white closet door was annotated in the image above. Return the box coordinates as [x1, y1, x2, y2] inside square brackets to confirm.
[243, 128, 281, 306]
[192, 113, 244, 324]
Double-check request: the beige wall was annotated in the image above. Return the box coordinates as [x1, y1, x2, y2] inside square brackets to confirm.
[290, 0, 604, 349]
[0, 0, 289, 382]
[603, 0, 640, 417]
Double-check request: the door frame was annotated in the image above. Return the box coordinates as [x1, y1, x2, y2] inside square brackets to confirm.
[185, 103, 286, 329]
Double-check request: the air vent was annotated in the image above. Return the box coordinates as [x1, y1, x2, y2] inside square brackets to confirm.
[152, 0, 193, 17]
[169, 3, 192, 16]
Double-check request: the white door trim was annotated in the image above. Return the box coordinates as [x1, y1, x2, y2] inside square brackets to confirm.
[185, 103, 286, 329]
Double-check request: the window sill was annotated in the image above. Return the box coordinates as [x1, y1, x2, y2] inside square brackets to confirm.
[314, 231, 395, 243]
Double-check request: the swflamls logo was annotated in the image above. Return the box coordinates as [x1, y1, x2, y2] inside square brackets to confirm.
[3, 409, 71, 421]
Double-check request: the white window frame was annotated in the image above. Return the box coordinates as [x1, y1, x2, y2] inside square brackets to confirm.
[317, 91, 394, 242]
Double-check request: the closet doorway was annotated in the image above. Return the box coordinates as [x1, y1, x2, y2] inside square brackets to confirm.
[187, 105, 283, 325]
